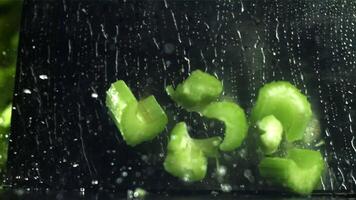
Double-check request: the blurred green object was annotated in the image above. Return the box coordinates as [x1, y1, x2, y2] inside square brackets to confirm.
[0, 1, 21, 68]
[0, 0, 22, 174]
[258, 148, 325, 195]
[0, 0, 22, 110]
[0, 104, 11, 128]
[0, 66, 15, 111]
[0, 0, 13, 6]
[0, 104, 11, 171]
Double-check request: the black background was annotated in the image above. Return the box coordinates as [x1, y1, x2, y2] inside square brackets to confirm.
[5, 0, 356, 196]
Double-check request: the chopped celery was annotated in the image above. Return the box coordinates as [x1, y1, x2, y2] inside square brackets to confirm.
[193, 136, 222, 158]
[257, 115, 283, 154]
[251, 81, 312, 142]
[201, 101, 248, 151]
[0, 104, 11, 128]
[164, 122, 208, 182]
[106, 81, 168, 146]
[121, 96, 168, 146]
[166, 70, 223, 111]
[0, 104, 11, 169]
[259, 148, 324, 195]
[106, 80, 137, 128]
[0, 67, 15, 111]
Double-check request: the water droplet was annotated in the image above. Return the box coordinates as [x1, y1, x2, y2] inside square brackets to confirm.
[164, 43, 175, 54]
[23, 89, 32, 94]
[79, 187, 85, 196]
[116, 177, 123, 184]
[127, 190, 134, 199]
[91, 93, 98, 98]
[220, 183, 232, 192]
[14, 189, 25, 196]
[122, 171, 128, 177]
[39, 74, 48, 80]
[133, 188, 147, 198]
[244, 169, 255, 183]
[217, 165, 227, 177]
[211, 190, 219, 196]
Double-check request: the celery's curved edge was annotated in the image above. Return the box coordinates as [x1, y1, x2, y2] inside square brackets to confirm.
[165, 70, 223, 110]
[258, 148, 325, 195]
[251, 81, 312, 142]
[106, 80, 168, 147]
[201, 101, 248, 152]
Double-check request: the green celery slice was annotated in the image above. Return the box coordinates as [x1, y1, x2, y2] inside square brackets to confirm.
[193, 136, 222, 158]
[164, 122, 207, 182]
[166, 70, 223, 111]
[121, 96, 168, 146]
[257, 115, 283, 154]
[106, 81, 168, 146]
[201, 101, 248, 152]
[0, 104, 11, 170]
[0, 104, 12, 128]
[251, 81, 312, 142]
[259, 148, 324, 195]
[106, 80, 137, 128]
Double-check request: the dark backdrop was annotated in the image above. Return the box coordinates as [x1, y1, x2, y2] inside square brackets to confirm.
[6, 0, 356, 196]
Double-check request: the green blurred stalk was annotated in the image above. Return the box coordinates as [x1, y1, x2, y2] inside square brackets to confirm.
[0, 0, 22, 177]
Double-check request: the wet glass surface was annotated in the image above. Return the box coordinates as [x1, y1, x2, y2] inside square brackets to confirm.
[5, 0, 356, 197]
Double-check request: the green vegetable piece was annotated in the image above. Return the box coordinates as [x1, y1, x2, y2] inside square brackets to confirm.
[106, 80, 137, 127]
[259, 148, 324, 195]
[0, 104, 12, 128]
[251, 81, 312, 142]
[166, 70, 223, 110]
[0, 67, 15, 111]
[121, 96, 168, 146]
[257, 115, 283, 154]
[164, 122, 208, 182]
[106, 80, 137, 128]
[0, 0, 10, 6]
[194, 136, 222, 158]
[201, 101, 248, 152]
[0, 104, 11, 169]
[106, 81, 168, 146]
[303, 115, 321, 144]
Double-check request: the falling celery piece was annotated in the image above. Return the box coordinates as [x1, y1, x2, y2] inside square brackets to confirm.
[251, 81, 312, 142]
[166, 70, 223, 111]
[0, 104, 11, 128]
[257, 115, 283, 154]
[106, 80, 137, 128]
[194, 136, 222, 158]
[0, 67, 15, 111]
[106, 80, 168, 146]
[164, 122, 207, 181]
[259, 148, 324, 195]
[201, 101, 248, 152]
[0, 104, 11, 169]
[121, 96, 168, 146]
[0, 138, 8, 170]
[164, 122, 221, 181]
